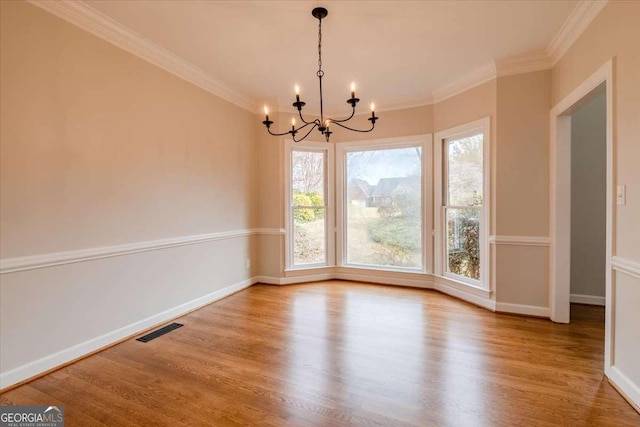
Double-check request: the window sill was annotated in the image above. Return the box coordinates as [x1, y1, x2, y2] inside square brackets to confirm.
[338, 264, 429, 275]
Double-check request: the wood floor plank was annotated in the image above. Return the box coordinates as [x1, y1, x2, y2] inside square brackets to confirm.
[1, 281, 638, 426]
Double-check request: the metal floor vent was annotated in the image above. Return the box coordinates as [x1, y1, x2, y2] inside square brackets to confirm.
[136, 323, 183, 343]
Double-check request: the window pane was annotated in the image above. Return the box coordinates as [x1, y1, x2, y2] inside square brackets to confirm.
[446, 207, 480, 280]
[291, 149, 326, 266]
[447, 134, 483, 206]
[345, 147, 422, 268]
[292, 151, 324, 205]
[293, 208, 325, 265]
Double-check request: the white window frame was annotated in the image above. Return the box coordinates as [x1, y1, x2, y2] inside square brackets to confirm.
[434, 117, 491, 289]
[336, 134, 433, 273]
[284, 139, 335, 270]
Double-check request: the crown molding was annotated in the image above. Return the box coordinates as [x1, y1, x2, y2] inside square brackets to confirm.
[547, 0, 608, 66]
[495, 51, 551, 77]
[28, 0, 601, 115]
[27, 0, 258, 113]
[432, 62, 497, 104]
[375, 96, 435, 113]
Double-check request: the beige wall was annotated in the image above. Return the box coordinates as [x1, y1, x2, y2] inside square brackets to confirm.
[0, 1, 257, 258]
[494, 71, 551, 306]
[0, 1, 257, 386]
[434, 80, 497, 135]
[570, 92, 606, 298]
[496, 71, 550, 237]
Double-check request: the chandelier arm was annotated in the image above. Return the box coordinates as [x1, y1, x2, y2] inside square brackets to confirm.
[297, 108, 316, 125]
[327, 106, 356, 123]
[330, 120, 376, 133]
[266, 127, 295, 137]
[293, 121, 315, 133]
[293, 123, 319, 143]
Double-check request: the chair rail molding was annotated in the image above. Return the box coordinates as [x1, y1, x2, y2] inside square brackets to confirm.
[489, 235, 551, 247]
[611, 256, 640, 280]
[0, 228, 282, 275]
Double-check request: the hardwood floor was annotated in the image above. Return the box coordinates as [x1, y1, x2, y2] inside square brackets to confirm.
[1, 281, 638, 426]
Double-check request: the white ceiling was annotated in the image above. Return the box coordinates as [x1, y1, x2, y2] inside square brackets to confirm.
[84, 0, 578, 113]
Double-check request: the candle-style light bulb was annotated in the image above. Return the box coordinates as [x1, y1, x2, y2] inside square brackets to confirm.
[370, 102, 375, 118]
[291, 117, 296, 132]
[295, 84, 300, 102]
[350, 82, 356, 99]
[264, 105, 269, 121]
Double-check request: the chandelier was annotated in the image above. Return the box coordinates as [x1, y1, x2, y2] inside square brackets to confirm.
[262, 7, 379, 143]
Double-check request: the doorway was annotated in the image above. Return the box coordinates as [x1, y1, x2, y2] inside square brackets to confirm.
[549, 59, 614, 371]
[569, 89, 607, 307]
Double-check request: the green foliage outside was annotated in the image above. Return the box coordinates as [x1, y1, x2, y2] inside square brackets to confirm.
[447, 208, 480, 279]
[293, 191, 324, 222]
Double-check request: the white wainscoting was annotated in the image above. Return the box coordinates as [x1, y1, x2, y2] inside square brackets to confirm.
[0, 277, 255, 390]
[608, 257, 640, 410]
[0, 229, 282, 390]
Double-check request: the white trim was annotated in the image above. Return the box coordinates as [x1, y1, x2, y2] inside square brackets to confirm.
[570, 294, 606, 306]
[0, 277, 255, 390]
[611, 256, 640, 281]
[432, 62, 497, 104]
[253, 228, 286, 236]
[27, 0, 257, 112]
[0, 228, 272, 275]
[495, 51, 551, 77]
[495, 302, 550, 317]
[335, 134, 432, 273]
[546, 0, 609, 66]
[489, 235, 551, 247]
[607, 366, 640, 412]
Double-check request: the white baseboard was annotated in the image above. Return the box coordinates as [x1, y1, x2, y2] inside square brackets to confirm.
[253, 275, 282, 285]
[607, 365, 640, 412]
[570, 293, 606, 306]
[495, 302, 550, 317]
[434, 282, 496, 311]
[254, 274, 333, 285]
[0, 277, 255, 390]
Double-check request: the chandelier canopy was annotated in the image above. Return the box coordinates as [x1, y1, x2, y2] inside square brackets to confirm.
[262, 7, 379, 143]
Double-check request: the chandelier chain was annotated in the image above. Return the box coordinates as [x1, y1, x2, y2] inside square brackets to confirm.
[317, 17, 322, 73]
